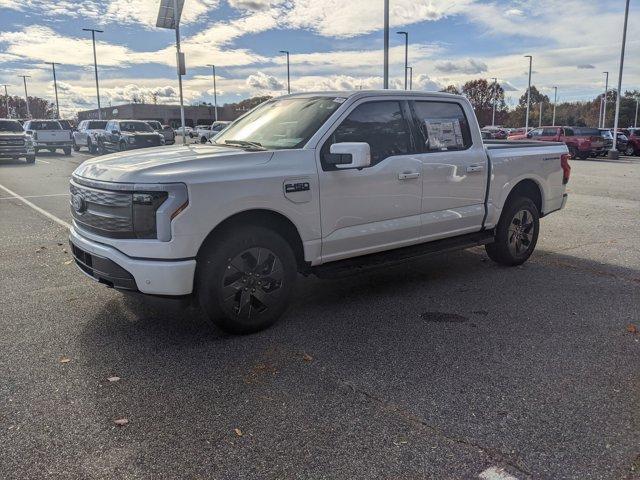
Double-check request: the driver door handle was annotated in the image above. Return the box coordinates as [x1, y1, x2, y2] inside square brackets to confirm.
[398, 171, 421, 180]
[466, 164, 484, 173]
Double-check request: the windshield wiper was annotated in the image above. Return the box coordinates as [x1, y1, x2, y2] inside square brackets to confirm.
[223, 139, 266, 150]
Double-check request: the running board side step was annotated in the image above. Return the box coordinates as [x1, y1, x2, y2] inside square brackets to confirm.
[312, 230, 495, 279]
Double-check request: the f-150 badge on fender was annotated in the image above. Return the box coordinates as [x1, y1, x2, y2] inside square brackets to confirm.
[283, 178, 312, 203]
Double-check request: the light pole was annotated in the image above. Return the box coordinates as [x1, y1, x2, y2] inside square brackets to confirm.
[601, 71, 609, 128]
[524, 55, 532, 130]
[48, 62, 61, 119]
[206, 64, 218, 121]
[383, 0, 389, 89]
[82, 28, 103, 120]
[18, 75, 31, 118]
[539, 101, 543, 127]
[1, 84, 9, 118]
[156, 0, 186, 145]
[279, 50, 290, 94]
[610, 0, 630, 159]
[635, 96, 639, 128]
[406, 67, 413, 90]
[552, 86, 558, 127]
[491, 77, 497, 126]
[397, 31, 408, 90]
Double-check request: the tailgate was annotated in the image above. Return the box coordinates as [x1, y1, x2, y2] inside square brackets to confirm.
[38, 130, 71, 142]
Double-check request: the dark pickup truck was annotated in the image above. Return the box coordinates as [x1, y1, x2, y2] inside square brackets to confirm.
[96, 120, 165, 153]
[0, 119, 35, 163]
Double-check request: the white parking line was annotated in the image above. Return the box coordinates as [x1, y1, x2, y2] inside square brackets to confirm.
[0, 183, 71, 229]
[36, 159, 50, 164]
[479, 466, 519, 480]
[0, 193, 67, 201]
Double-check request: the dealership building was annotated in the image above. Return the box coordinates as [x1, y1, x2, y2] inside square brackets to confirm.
[77, 103, 243, 127]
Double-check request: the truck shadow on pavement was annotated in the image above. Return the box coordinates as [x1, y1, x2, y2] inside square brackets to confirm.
[75, 248, 640, 478]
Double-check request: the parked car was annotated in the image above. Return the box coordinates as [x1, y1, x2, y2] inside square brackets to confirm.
[510, 126, 603, 159]
[145, 120, 175, 145]
[0, 119, 35, 163]
[69, 90, 569, 334]
[175, 126, 194, 137]
[507, 127, 531, 139]
[598, 129, 614, 155]
[481, 126, 508, 140]
[96, 120, 165, 153]
[73, 120, 107, 153]
[611, 130, 629, 153]
[23, 119, 73, 155]
[620, 128, 640, 156]
[197, 121, 230, 143]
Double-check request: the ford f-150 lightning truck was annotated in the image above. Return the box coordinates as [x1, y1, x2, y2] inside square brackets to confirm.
[69, 91, 570, 334]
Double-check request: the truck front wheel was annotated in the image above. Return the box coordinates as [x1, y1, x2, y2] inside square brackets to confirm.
[197, 225, 297, 334]
[485, 196, 540, 266]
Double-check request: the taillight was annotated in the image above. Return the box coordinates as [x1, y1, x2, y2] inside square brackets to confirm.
[561, 153, 571, 184]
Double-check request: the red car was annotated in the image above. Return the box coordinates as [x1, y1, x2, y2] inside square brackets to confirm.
[619, 128, 640, 156]
[509, 126, 604, 160]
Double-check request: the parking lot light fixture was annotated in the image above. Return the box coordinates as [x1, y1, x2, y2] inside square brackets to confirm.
[539, 101, 543, 127]
[635, 96, 638, 128]
[610, 0, 630, 159]
[82, 28, 103, 120]
[206, 64, 218, 121]
[18, 75, 31, 118]
[156, 0, 186, 145]
[1, 84, 9, 118]
[279, 51, 290, 94]
[491, 78, 497, 126]
[524, 55, 532, 130]
[48, 62, 61, 119]
[397, 32, 408, 90]
[552, 86, 558, 127]
[407, 66, 413, 90]
[601, 72, 609, 128]
[383, 0, 389, 89]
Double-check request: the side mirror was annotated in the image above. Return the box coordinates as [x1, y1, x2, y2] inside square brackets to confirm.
[26, 130, 34, 135]
[326, 142, 371, 169]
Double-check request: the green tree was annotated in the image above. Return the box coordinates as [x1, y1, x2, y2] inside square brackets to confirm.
[461, 79, 507, 127]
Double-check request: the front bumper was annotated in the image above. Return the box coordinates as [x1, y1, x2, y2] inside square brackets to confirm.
[0, 146, 33, 157]
[69, 227, 196, 296]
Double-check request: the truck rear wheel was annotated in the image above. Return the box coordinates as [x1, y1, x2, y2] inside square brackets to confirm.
[63, 147, 72, 156]
[25, 155, 35, 163]
[197, 225, 297, 334]
[485, 196, 540, 266]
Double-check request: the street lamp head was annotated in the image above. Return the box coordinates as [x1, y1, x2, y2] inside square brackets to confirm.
[82, 28, 104, 33]
[279, 50, 289, 54]
[397, 31, 407, 35]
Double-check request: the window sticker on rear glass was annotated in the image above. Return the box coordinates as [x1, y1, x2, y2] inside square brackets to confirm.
[424, 118, 464, 150]
[333, 97, 346, 103]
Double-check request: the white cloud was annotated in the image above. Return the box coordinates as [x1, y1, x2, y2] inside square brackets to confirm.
[104, 0, 221, 28]
[246, 71, 285, 92]
[228, 0, 284, 11]
[434, 58, 488, 75]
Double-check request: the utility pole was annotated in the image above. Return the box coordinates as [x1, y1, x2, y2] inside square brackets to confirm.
[1, 84, 9, 118]
[18, 75, 31, 118]
[552, 86, 558, 127]
[635, 96, 639, 128]
[383, 0, 389, 89]
[610, 0, 630, 159]
[206, 64, 218, 121]
[524, 55, 532, 130]
[601, 71, 609, 128]
[48, 62, 61, 119]
[407, 67, 413, 90]
[539, 101, 543, 127]
[83, 28, 104, 120]
[491, 77, 497, 126]
[397, 31, 408, 90]
[279, 51, 290, 94]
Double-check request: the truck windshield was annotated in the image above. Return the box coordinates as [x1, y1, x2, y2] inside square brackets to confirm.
[214, 97, 343, 150]
[0, 120, 24, 132]
[88, 121, 107, 129]
[120, 121, 153, 132]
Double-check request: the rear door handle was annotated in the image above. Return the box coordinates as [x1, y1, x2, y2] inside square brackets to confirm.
[466, 164, 484, 173]
[398, 171, 421, 180]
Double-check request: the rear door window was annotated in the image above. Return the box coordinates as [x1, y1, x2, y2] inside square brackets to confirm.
[412, 101, 472, 151]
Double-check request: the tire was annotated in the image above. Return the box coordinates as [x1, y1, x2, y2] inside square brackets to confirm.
[73, 141, 80, 152]
[485, 196, 540, 266]
[625, 145, 635, 156]
[197, 225, 297, 334]
[34, 148, 39, 154]
[568, 146, 578, 159]
[87, 138, 97, 154]
[119, 142, 127, 152]
[25, 155, 35, 163]
[63, 147, 72, 156]
[200, 136, 207, 144]
[578, 152, 589, 160]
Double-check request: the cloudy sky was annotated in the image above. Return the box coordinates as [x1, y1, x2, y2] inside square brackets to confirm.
[0, 0, 638, 117]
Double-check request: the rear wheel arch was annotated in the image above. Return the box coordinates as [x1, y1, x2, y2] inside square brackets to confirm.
[196, 209, 307, 273]
[502, 178, 543, 218]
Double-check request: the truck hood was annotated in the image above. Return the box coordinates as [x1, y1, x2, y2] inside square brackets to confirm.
[73, 144, 274, 184]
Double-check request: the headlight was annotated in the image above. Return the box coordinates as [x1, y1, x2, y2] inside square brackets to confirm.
[133, 183, 188, 241]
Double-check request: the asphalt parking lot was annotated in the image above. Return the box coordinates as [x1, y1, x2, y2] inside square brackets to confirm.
[1, 149, 639, 480]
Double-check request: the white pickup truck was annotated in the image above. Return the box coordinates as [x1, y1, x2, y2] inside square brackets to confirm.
[69, 91, 570, 333]
[23, 119, 73, 155]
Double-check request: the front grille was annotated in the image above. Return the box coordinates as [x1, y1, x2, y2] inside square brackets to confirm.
[70, 178, 134, 237]
[134, 136, 161, 148]
[0, 139, 25, 147]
